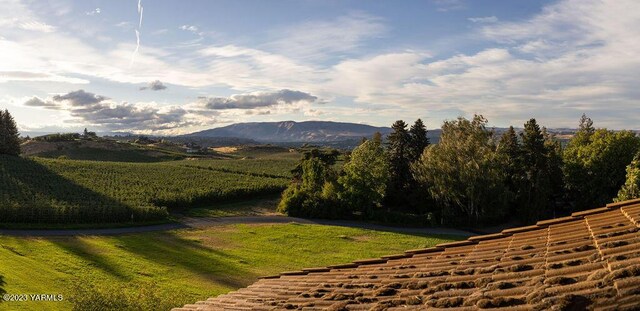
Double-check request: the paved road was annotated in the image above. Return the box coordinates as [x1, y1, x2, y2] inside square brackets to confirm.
[0, 215, 474, 237]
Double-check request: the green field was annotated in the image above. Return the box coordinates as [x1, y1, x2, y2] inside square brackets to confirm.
[185, 195, 281, 217]
[172, 158, 298, 178]
[20, 138, 209, 163]
[0, 223, 457, 311]
[0, 155, 294, 225]
[33, 146, 185, 163]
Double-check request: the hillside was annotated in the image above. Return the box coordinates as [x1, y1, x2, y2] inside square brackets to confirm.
[21, 137, 218, 162]
[183, 121, 393, 142]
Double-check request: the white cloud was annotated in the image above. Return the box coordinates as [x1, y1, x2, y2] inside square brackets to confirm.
[432, 0, 466, 12]
[196, 89, 318, 110]
[314, 0, 640, 129]
[264, 13, 387, 61]
[197, 45, 322, 91]
[20, 90, 199, 133]
[325, 52, 431, 104]
[17, 20, 55, 32]
[115, 21, 132, 29]
[0, 71, 89, 84]
[468, 16, 498, 23]
[86, 8, 101, 16]
[179, 25, 199, 33]
[140, 80, 167, 91]
[19, 89, 320, 133]
[0, 1, 55, 33]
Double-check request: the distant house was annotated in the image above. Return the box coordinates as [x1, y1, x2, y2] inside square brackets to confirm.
[186, 148, 199, 154]
[173, 198, 640, 310]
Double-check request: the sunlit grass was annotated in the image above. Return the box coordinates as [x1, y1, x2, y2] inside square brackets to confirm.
[0, 223, 458, 310]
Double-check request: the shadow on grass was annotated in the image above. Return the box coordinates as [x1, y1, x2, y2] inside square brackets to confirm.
[112, 231, 256, 289]
[0, 155, 162, 224]
[48, 231, 257, 289]
[0, 274, 6, 297]
[185, 195, 281, 217]
[298, 218, 470, 239]
[52, 238, 130, 280]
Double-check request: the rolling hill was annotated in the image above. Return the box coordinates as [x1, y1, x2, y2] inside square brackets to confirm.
[20, 138, 195, 162]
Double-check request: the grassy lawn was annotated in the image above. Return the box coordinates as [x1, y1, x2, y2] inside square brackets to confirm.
[0, 223, 458, 310]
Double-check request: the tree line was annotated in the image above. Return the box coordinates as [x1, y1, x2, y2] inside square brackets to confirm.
[0, 109, 21, 156]
[278, 114, 640, 226]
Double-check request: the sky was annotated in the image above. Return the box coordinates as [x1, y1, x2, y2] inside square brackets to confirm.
[1, 0, 639, 135]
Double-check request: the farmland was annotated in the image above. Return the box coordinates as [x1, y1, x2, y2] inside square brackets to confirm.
[0, 154, 296, 225]
[0, 223, 457, 311]
[20, 138, 201, 163]
[172, 158, 299, 178]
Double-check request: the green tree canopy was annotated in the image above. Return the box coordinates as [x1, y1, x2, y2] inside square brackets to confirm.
[290, 148, 339, 180]
[615, 152, 640, 202]
[278, 156, 342, 219]
[301, 157, 329, 193]
[338, 138, 389, 213]
[563, 116, 640, 210]
[412, 115, 509, 225]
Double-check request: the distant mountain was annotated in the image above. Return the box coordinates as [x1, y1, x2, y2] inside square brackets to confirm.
[183, 121, 394, 142]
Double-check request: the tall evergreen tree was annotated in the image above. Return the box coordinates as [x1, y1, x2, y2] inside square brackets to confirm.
[372, 131, 383, 144]
[519, 118, 552, 222]
[385, 120, 412, 207]
[542, 127, 564, 216]
[497, 126, 521, 212]
[575, 113, 595, 145]
[0, 110, 4, 152]
[0, 109, 21, 156]
[409, 119, 429, 162]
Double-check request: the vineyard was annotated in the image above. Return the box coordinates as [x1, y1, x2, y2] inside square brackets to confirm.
[0, 155, 294, 224]
[171, 158, 298, 178]
[20, 139, 202, 163]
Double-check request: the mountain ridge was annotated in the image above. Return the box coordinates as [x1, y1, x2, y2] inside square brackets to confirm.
[183, 120, 394, 142]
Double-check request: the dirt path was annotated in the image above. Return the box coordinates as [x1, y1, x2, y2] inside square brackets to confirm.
[0, 215, 473, 237]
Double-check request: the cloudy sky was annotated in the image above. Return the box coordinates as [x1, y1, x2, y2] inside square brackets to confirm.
[1, 0, 639, 134]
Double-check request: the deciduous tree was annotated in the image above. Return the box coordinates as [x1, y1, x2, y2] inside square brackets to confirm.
[338, 138, 389, 213]
[412, 115, 509, 225]
[615, 152, 640, 202]
[563, 116, 640, 210]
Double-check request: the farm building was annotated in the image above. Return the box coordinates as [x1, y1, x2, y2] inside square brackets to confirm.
[174, 199, 640, 310]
